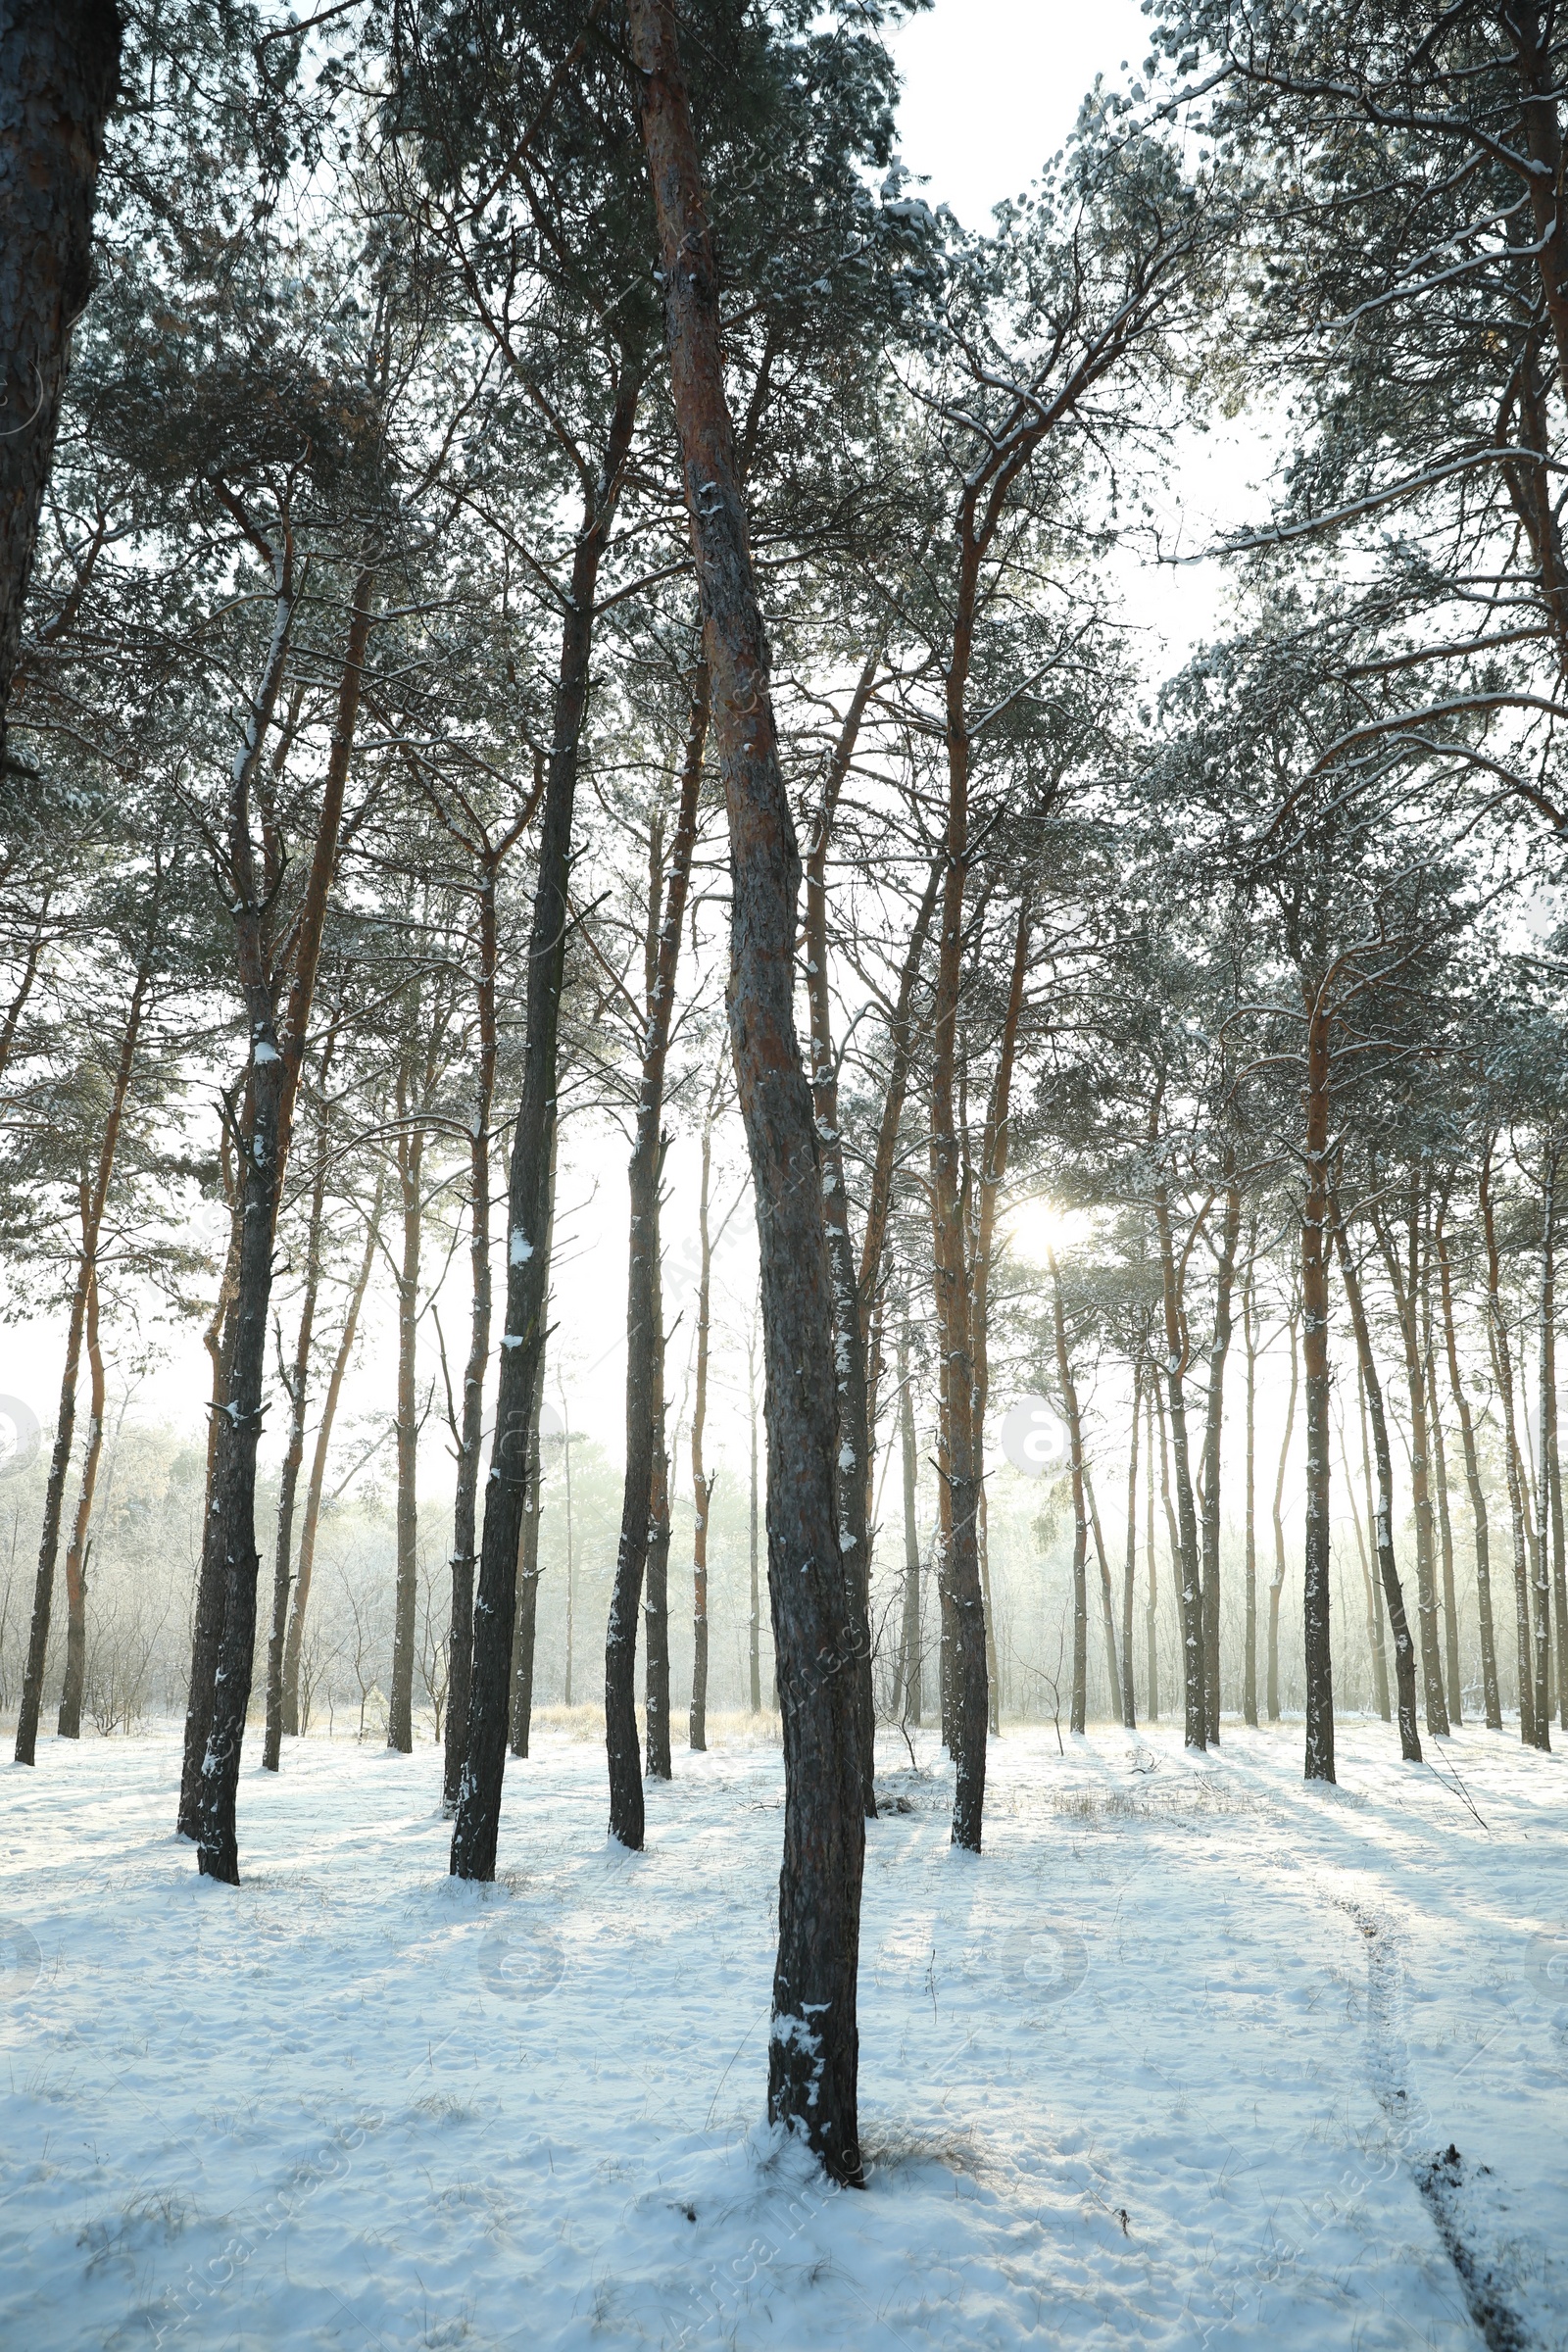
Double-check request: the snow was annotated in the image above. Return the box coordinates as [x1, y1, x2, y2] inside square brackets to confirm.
[4, 1719, 1568, 2349]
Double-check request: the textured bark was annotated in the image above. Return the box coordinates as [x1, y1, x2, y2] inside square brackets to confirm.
[1299, 1004, 1334, 1785]
[509, 1134, 557, 1759]
[263, 1079, 330, 1772]
[1481, 1142, 1540, 1744]
[1422, 1285, 1462, 1727]
[281, 1178, 382, 1735]
[1153, 1179, 1205, 1749]
[1121, 1362, 1141, 1730]
[898, 1327, 922, 1725]
[185, 558, 373, 1858]
[747, 1320, 761, 1712]
[1268, 1306, 1298, 1723]
[1241, 1261, 1258, 1727]
[1334, 1209, 1422, 1761]
[1050, 1252, 1090, 1736]
[803, 654, 880, 1813]
[688, 1103, 716, 1751]
[55, 1265, 102, 1739]
[387, 1040, 426, 1756]
[1538, 1152, 1564, 1733]
[1144, 1386, 1160, 1722]
[629, 0, 863, 2178]
[1371, 1179, 1449, 1736]
[1200, 1178, 1241, 1745]
[606, 666, 705, 1844]
[0, 0, 121, 768]
[15, 930, 151, 1763]
[1435, 1214, 1500, 1726]
[1341, 1378, 1390, 1722]
[449, 363, 640, 1883]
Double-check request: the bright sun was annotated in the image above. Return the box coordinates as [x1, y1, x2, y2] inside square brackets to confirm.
[1002, 1198, 1083, 1265]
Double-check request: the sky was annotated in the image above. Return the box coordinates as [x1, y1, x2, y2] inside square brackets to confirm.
[2, 1, 1275, 1500]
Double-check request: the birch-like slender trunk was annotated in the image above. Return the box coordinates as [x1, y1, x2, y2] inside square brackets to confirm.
[1334, 1208, 1422, 1761]
[606, 665, 706, 1845]
[1435, 1213, 1501, 1727]
[263, 1077, 330, 1771]
[281, 1176, 382, 1734]
[16, 927, 154, 1764]
[55, 1267, 103, 1739]
[1268, 1306, 1298, 1724]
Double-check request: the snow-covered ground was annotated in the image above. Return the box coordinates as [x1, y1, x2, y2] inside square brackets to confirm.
[4, 1715, 1567, 2350]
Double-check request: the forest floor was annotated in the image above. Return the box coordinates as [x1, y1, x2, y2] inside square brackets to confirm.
[3, 1715, 1567, 2351]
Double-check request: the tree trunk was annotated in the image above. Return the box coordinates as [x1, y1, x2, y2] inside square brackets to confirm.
[1153, 1179, 1205, 1748]
[444, 857, 501, 1805]
[747, 1318, 760, 1712]
[1334, 1209, 1422, 1761]
[899, 1326, 921, 1725]
[1121, 1361, 1141, 1730]
[1436, 1211, 1501, 1727]
[1371, 1180, 1449, 1736]
[1200, 1179, 1241, 1745]
[1084, 1465, 1124, 1726]
[1241, 1260, 1258, 1727]
[55, 1264, 102, 1739]
[15, 938, 151, 1764]
[1539, 1151, 1563, 1733]
[1342, 1375, 1390, 1722]
[803, 656, 882, 1811]
[629, 0, 863, 2177]
[1299, 1010, 1334, 1785]
[281, 1176, 382, 1735]
[1268, 1306, 1298, 1724]
[1481, 1142, 1541, 1744]
[606, 663, 706, 1844]
[387, 1049, 424, 1756]
[0, 0, 121, 770]
[1050, 1251, 1090, 1736]
[187, 558, 372, 1863]
[1145, 1384, 1159, 1721]
[263, 1080, 330, 1771]
[510, 1132, 557, 1760]
[689, 1103, 716, 1751]
[449, 364, 641, 1883]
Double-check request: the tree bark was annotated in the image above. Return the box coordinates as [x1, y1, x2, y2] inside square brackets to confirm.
[55, 1263, 102, 1738]
[1083, 1464, 1124, 1726]
[281, 1175, 382, 1735]
[1200, 1177, 1241, 1745]
[898, 1325, 922, 1725]
[1268, 1304, 1298, 1724]
[606, 662, 706, 1844]
[1299, 1008, 1334, 1785]
[803, 654, 881, 1813]
[509, 1132, 557, 1760]
[187, 556, 373, 1863]
[629, 0, 863, 2178]
[1481, 1140, 1540, 1744]
[1241, 1259, 1258, 1727]
[1538, 1150, 1563, 1733]
[1436, 1210, 1501, 1727]
[262, 1074, 330, 1771]
[1121, 1361, 1141, 1730]
[0, 0, 122, 769]
[1153, 1178, 1205, 1748]
[1334, 1207, 1422, 1761]
[1145, 1384, 1160, 1721]
[15, 925, 152, 1763]
[1050, 1251, 1090, 1736]
[1341, 1376, 1390, 1722]
[1423, 1298, 1462, 1728]
[1371, 1176, 1449, 1736]
[688, 1100, 716, 1751]
[387, 1037, 425, 1755]
[449, 361, 641, 1883]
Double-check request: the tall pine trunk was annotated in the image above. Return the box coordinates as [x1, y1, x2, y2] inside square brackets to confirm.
[1050, 1253, 1090, 1736]
[449, 365, 641, 1883]
[688, 1102, 716, 1751]
[629, 0, 864, 2175]
[1241, 1260, 1258, 1726]
[899, 1327, 922, 1725]
[509, 1133, 557, 1760]
[1372, 1179, 1449, 1736]
[1481, 1142, 1541, 1744]
[1200, 1179, 1241, 1745]
[1268, 1305, 1298, 1723]
[1153, 1179, 1205, 1748]
[387, 1043, 424, 1755]
[1145, 1385, 1160, 1721]
[606, 664, 706, 1845]
[1299, 1004, 1334, 1785]
[1121, 1362, 1141, 1730]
